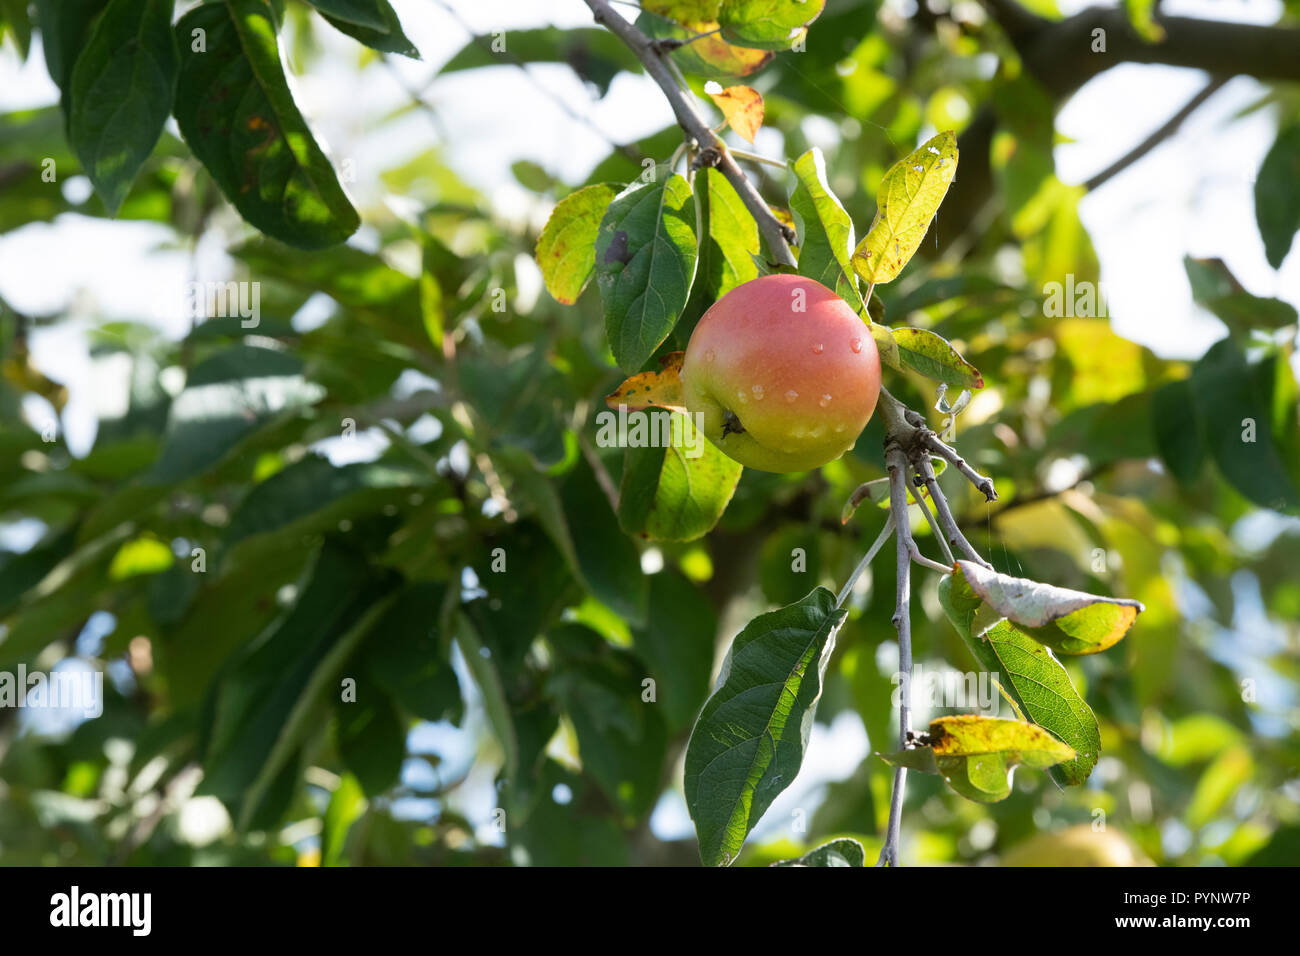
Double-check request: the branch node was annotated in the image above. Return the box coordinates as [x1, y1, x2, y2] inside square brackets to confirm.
[691, 145, 723, 170]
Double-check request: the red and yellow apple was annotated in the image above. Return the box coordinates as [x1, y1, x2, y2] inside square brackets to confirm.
[680, 274, 882, 472]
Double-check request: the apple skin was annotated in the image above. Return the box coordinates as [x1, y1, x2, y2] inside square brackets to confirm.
[680, 274, 882, 472]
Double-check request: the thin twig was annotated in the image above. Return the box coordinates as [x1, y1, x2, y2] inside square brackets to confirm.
[662, 26, 722, 51]
[923, 432, 998, 502]
[429, 0, 643, 164]
[1084, 75, 1229, 191]
[835, 515, 895, 609]
[727, 147, 788, 170]
[916, 456, 991, 568]
[912, 481, 955, 566]
[583, 0, 796, 264]
[877, 444, 915, 867]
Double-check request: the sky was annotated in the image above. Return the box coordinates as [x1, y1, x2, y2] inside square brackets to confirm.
[1, 0, 1297, 850]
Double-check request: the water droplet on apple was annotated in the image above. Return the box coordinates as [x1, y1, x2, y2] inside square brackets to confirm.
[850, 338, 863, 353]
[751, 384, 765, 401]
[812, 343, 824, 354]
[820, 394, 832, 407]
[784, 389, 798, 403]
[736, 389, 748, 404]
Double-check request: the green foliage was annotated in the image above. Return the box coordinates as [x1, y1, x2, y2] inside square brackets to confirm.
[536, 183, 620, 305]
[685, 588, 846, 865]
[307, 0, 418, 57]
[771, 837, 866, 866]
[66, 0, 177, 215]
[789, 147, 861, 308]
[174, 0, 360, 248]
[1, 0, 1297, 870]
[1255, 126, 1300, 269]
[595, 171, 699, 371]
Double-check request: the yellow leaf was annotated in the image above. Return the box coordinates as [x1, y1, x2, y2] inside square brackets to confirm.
[705, 82, 764, 143]
[852, 131, 958, 285]
[605, 352, 687, 412]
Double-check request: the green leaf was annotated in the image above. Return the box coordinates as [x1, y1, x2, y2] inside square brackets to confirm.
[336, 687, 405, 797]
[643, 0, 722, 21]
[509, 762, 630, 865]
[174, 0, 360, 249]
[631, 571, 717, 731]
[789, 147, 861, 309]
[301, 0, 390, 30]
[759, 524, 821, 606]
[697, 167, 760, 300]
[461, 522, 578, 688]
[321, 773, 366, 866]
[617, 410, 743, 541]
[149, 345, 325, 484]
[635, 11, 773, 79]
[852, 131, 958, 285]
[0, 0, 32, 59]
[595, 171, 699, 371]
[1122, 0, 1165, 42]
[458, 605, 564, 823]
[1185, 256, 1299, 336]
[1191, 337, 1300, 513]
[536, 183, 618, 305]
[771, 837, 866, 867]
[224, 456, 428, 549]
[559, 456, 650, 627]
[459, 349, 568, 468]
[199, 541, 396, 828]
[1186, 745, 1253, 828]
[717, 0, 826, 50]
[684, 587, 847, 866]
[360, 583, 462, 724]
[547, 624, 668, 821]
[162, 539, 315, 703]
[232, 238, 423, 343]
[107, 534, 173, 581]
[33, 0, 110, 99]
[892, 327, 983, 388]
[1152, 378, 1205, 482]
[318, 0, 418, 59]
[0, 527, 76, 616]
[66, 0, 177, 215]
[939, 572, 1101, 786]
[1255, 125, 1300, 269]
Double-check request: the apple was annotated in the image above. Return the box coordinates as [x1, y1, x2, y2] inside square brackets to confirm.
[680, 273, 882, 472]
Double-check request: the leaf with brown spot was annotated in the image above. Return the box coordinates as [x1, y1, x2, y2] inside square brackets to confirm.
[637, 12, 773, 79]
[880, 715, 1075, 803]
[705, 82, 763, 143]
[606, 352, 686, 413]
[852, 131, 958, 285]
[954, 560, 1144, 655]
[173, 0, 359, 249]
[535, 182, 618, 305]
